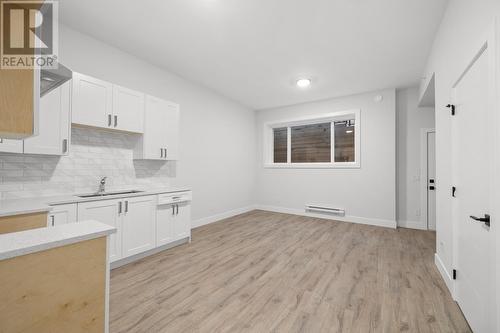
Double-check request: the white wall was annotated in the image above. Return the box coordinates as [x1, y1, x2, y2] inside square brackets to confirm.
[396, 88, 435, 229]
[255, 89, 396, 228]
[421, 0, 500, 328]
[58, 25, 257, 224]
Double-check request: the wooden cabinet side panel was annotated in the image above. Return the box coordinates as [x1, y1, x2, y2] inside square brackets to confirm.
[0, 237, 107, 333]
[0, 69, 34, 138]
[0, 212, 47, 234]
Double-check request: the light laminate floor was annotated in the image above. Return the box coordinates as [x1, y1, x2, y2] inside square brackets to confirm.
[110, 210, 471, 333]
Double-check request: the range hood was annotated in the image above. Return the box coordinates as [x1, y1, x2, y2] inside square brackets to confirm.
[40, 63, 72, 97]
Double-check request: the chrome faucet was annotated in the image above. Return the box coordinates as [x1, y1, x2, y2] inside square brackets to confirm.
[98, 177, 107, 194]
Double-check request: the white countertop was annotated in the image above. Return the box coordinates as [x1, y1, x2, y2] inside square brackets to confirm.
[0, 220, 116, 261]
[0, 186, 191, 218]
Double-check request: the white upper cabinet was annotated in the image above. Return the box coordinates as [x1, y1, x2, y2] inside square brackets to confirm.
[0, 139, 23, 153]
[134, 95, 179, 160]
[72, 72, 113, 129]
[72, 73, 145, 134]
[112, 85, 144, 133]
[24, 80, 71, 156]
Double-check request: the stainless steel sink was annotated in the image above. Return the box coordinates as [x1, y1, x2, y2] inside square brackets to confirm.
[78, 190, 143, 198]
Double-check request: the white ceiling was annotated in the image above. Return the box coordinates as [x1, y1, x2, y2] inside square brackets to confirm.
[60, 0, 448, 110]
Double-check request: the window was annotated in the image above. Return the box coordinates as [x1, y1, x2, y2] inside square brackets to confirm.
[291, 123, 331, 163]
[265, 110, 360, 168]
[273, 127, 288, 163]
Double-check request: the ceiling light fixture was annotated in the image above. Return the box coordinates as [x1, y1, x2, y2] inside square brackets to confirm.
[296, 78, 311, 88]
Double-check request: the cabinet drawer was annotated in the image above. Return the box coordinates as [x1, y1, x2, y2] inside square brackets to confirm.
[157, 192, 192, 205]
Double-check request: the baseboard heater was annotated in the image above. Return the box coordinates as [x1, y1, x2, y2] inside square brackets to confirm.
[305, 205, 345, 216]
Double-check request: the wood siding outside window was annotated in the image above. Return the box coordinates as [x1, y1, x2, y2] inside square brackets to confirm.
[291, 123, 331, 163]
[273, 127, 288, 163]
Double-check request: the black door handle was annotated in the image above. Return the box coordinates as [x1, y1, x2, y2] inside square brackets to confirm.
[429, 186, 435, 190]
[470, 214, 490, 227]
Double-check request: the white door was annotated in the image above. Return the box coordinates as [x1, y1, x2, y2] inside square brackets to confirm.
[72, 72, 113, 129]
[427, 131, 436, 230]
[122, 196, 156, 257]
[0, 139, 23, 153]
[78, 199, 122, 262]
[164, 103, 180, 160]
[142, 96, 170, 160]
[47, 204, 77, 227]
[173, 202, 191, 241]
[24, 81, 71, 155]
[112, 85, 144, 133]
[156, 204, 175, 246]
[452, 42, 493, 333]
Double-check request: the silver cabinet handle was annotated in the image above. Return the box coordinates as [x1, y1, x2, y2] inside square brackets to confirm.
[125, 200, 129, 213]
[172, 205, 175, 215]
[164, 148, 167, 159]
[108, 114, 112, 127]
[50, 215, 55, 227]
[118, 201, 122, 214]
[114, 115, 118, 127]
[176, 204, 179, 215]
[62, 139, 68, 153]
[160, 148, 164, 158]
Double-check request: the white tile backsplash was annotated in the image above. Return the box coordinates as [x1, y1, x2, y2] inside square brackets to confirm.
[0, 127, 174, 199]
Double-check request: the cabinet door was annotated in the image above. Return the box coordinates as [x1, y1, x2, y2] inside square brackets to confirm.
[112, 85, 144, 133]
[24, 81, 71, 155]
[122, 195, 156, 257]
[163, 103, 180, 160]
[173, 202, 191, 241]
[156, 204, 175, 247]
[0, 139, 23, 153]
[78, 199, 122, 262]
[72, 72, 112, 129]
[47, 203, 77, 227]
[141, 95, 169, 160]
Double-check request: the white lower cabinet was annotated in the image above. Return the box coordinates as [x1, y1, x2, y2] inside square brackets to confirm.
[156, 204, 175, 247]
[76, 192, 191, 264]
[47, 203, 77, 227]
[121, 195, 156, 257]
[173, 202, 191, 241]
[78, 199, 123, 262]
[157, 201, 191, 246]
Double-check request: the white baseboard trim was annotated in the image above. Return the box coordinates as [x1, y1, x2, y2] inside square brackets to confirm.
[255, 205, 397, 229]
[192, 205, 256, 228]
[398, 220, 428, 230]
[435, 253, 454, 295]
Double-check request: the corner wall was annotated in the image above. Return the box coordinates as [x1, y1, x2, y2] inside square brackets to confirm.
[396, 88, 435, 229]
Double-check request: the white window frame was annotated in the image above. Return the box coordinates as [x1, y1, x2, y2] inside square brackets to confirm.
[263, 109, 361, 169]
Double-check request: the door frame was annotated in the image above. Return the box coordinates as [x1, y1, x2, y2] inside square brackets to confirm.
[449, 18, 499, 330]
[420, 128, 436, 230]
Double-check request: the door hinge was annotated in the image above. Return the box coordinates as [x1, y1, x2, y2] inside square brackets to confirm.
[452, 269, 457, 280]
[452, 186, 457, 197]
[446, 104, 456, 116]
